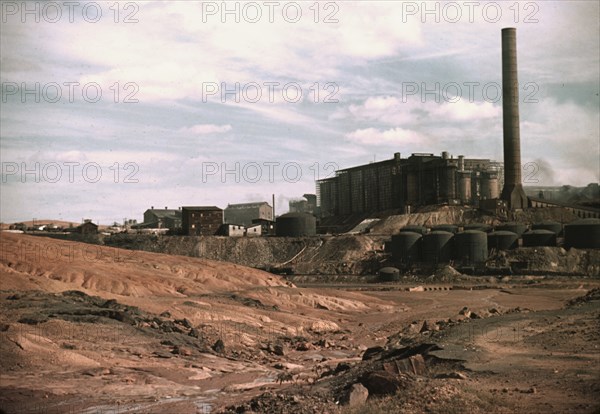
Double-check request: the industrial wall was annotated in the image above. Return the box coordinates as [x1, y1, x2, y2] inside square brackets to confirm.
[317, 152, 502, 217]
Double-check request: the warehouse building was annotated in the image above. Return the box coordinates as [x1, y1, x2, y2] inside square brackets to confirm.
[224, 202, 273, 226]
[142, 207, 182, 230]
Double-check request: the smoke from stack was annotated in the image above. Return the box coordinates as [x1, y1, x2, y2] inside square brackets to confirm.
[500, 28, 528, 210]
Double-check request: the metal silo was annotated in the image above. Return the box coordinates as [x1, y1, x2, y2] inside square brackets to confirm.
[488, 230, 519, 250]
[522, 230, 557, 247]
[432, 224, 459, 234]
[400, 225, 427, 235]
[379, 267, 400, 282]
[464, 223, 493, 233]
[495, 222, 528, 237]
[532, 221, 563, 236]
[481, 173, 499, 200]
[458, 172, 472, 204]
[391, 231, 422, 264]
[422, 231, 454, 264]
[564, 218, 600, 248]
[455, 230, 488, 264]
[275, 213, 316, 236]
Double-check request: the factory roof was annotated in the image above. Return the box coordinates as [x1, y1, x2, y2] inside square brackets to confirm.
[226, 202, 270, 209]
[145, 209, 181, 218]
[182, 206, 222, 211]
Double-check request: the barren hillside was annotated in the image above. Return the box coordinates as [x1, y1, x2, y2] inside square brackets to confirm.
[1, 232, 598, 413]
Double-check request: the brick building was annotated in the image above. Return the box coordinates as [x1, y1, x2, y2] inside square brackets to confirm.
[182, 206, 223, 236]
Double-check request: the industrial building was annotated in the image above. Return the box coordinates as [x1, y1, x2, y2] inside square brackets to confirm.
[142, 207, 182, 230]
[317, 152, 503, 218]
[181, 206, 223, 236]
[224, 202, 273, 227]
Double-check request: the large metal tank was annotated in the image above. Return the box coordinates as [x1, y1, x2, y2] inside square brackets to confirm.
[400, 225, 427, 235]
[379, 267, 400, 282]
[455, 230, 488, 264]
[391, 232, 422, 264]
[421, 231, 454, 264]
[532, 221, 563, 236]
[522, 230, 557, 247]
[432, 224, 459, 234]
[481, 174, 499, 199]
[464, 223, 493, 233]
[488, 230, 519, 250]
[495, 222, 527, 237]
[564, 218, 600, 248]
[458, 172, 471, 204]
[275, 213, 316, 236]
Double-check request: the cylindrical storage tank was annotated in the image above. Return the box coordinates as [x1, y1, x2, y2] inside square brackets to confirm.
[432, 224, 459, 234]
[400, 225, 427, 235]
[391, 232, 422, 263]
[488, 231, 519, 250]
[481, 175, 499, 200]
[532, 221, 563, 236]
[464, 223, 493, 233]
[384, 240, 393, 253]
[275, 213, 316, 237]
[495, 222, 528, 237]
[421, 231, 454, 264]
[455, 230, 488, 264]
[522, 230, 557, 247]
[379, 267, 400, 282]
[458, 172, 471, 204]
[564, 218, 600, 248]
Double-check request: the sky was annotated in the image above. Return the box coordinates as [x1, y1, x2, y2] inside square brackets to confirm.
[1, 0, 599, 225]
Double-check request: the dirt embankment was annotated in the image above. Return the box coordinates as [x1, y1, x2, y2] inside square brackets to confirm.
[368, 207, 496, 234]
[0, 232, 288, 297]
[104, 234, 387, 275]
[103, 233, 600, 277]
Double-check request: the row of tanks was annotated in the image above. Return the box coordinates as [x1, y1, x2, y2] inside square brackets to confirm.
[391, 218, 600, 265]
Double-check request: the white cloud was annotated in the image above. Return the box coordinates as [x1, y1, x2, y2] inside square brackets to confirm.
[179, 124, 232, 135]
[346, 127, 429, 146]
[341, 94, 500, 126]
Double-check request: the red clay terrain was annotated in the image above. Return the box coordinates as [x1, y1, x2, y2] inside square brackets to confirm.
[0, 232, 598, 413]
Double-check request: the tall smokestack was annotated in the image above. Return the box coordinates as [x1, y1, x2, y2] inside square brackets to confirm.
[500, 28, 528, 210]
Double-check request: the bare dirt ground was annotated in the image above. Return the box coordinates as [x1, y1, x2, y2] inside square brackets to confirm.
[0, 233, 599, 413]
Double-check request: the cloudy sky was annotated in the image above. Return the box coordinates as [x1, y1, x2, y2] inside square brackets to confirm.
[1, 1, 598, 224]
